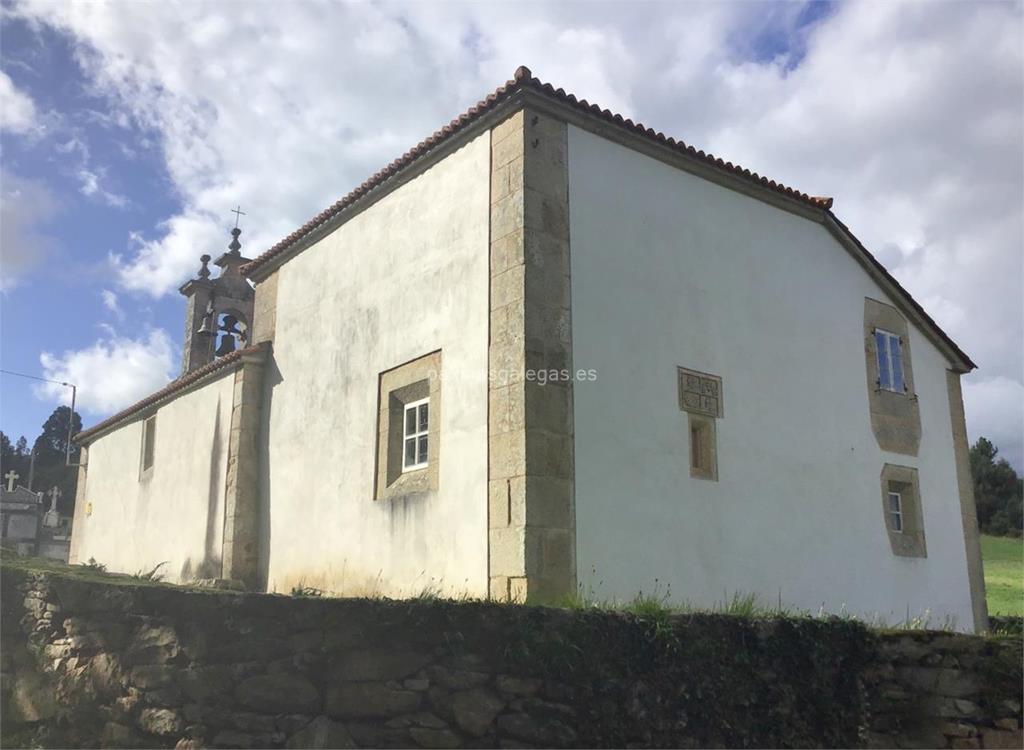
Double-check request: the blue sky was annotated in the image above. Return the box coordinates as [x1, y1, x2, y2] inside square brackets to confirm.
[1, 13, 182, 443]
[1, 0, 1021, 469]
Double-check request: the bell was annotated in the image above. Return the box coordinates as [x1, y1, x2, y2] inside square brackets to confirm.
[196, 315, 215, 336]
[215, 333, 237, 357]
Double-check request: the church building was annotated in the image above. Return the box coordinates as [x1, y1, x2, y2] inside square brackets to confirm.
[70, 67, 988, 632]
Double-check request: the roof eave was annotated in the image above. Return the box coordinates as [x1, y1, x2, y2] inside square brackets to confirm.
[243, 85, 828, 284]
[239, 67, 973, 374]
[822, 212, 975, 373]
[74, 343, 270, 445]
[519, 88, 829, 223]
[244, 90, 530, 283]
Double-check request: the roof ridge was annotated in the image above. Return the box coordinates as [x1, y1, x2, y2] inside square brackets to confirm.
[70, 67, 974, 445]
[75, 342, 270, 443]
[240, 66, 831, 277]
[516, 66, 832, 207]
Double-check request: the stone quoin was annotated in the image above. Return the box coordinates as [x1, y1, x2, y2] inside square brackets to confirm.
[67, 67, 985, 632]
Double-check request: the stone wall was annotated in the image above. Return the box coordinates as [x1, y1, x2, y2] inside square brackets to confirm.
[1, 566, 1020, 749]
[864, 632, 1022, 749]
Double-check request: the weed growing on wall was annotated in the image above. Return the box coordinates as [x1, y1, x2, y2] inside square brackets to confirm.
[131, 561, 167, 581]
[289, 583, 324, 597]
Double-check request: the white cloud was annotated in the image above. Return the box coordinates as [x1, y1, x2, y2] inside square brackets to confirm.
[6, 0, 716, 298]
[0, 170, 59, 291]
[76, 168, 98, 193]
[109, 212, 225, 296]
[0, 69, 38, 134]
[54, 132, 131, 208]
[77, 167, 129, 208]
[10, 0, 1022, 465]
[683, 2, 1023, 389]
[55, 134, 89, 159]
[100, 289, 123, 320]
[36, 329, 176, 415]
[963, 376, 1024, 471]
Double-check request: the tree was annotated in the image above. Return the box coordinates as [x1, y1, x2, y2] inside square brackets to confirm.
[0, 431, 29, 482]
[0, 407, 84, 513]
[27, 406, 83, 514]
[33, 406, 82, 463]
[970, 437, 1024, 536]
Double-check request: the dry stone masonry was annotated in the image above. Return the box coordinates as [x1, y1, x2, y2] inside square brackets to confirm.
[1, 566, 1020, 749]
[863, 632, 1022, 749]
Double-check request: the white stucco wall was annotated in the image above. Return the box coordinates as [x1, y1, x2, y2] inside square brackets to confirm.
[71, 373, 235, 583]
[262, 133, 491, 597]
[568, 125, 976, 629]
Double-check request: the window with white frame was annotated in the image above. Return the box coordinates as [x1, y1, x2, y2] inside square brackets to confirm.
[874, 329, 905, 393]
[887, 490, 903, 533]
[402, 398, 429, 471]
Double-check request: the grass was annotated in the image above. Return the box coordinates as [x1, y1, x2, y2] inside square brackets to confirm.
[982, 534, 1024, 616]
[6, 540, 1021, 627]
[0, 547, 233, 595]
[553, 582, 964, 630]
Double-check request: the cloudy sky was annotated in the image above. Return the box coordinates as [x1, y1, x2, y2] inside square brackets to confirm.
[1, 0, 1021, 469]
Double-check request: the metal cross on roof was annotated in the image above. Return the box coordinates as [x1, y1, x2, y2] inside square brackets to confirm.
[231, 205, 246, 229]
[4, 470, 18, 492]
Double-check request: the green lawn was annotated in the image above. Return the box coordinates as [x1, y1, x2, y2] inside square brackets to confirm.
[982, 534, 1024, 616]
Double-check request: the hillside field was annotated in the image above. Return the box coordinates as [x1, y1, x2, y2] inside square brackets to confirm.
[982, 534, 1023, 616]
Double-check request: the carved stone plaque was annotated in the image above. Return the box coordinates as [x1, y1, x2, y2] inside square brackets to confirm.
[678, 367, 723, 418]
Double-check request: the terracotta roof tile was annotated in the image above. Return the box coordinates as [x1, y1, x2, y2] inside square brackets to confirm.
[75, 342, 270, 444]
[241, 66, 832, 278]
[74, 68, 974, 446]
[73, 69, 974, 444]
[238, 66, 970, 371]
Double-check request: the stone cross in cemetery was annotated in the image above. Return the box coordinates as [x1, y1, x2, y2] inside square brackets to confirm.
[5, 470, 19, 492]
[43, 487, 62, 528]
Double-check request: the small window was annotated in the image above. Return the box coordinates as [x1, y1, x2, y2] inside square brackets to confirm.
[141, 415, 157, 475]
[881, 466, 926, 557]
[376, 352, 441, 501]
[691, 423, 705, 470]
[402, 398, 429, 471]
[874, 329, 905, 393]
[887, 491, 903, 533]
[688, 414, 717, 481]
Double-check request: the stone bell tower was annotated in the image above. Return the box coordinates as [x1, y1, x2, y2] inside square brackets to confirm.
[179, 225, 255, 374]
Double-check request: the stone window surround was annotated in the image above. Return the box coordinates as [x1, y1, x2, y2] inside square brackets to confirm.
[688, 413, 718, 481]
[880, 463, 927, 558]
[139, 414, 156, 481]
[864, 297, 921, 457]
[678, 367, 722, 481]
[375, 351, 441, 502]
